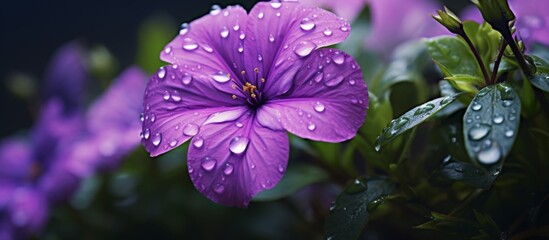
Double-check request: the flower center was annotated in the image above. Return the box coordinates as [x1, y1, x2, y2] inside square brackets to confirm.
[231, 68, 267, 108]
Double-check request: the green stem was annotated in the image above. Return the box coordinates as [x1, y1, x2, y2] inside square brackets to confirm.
[460, 32, 491, 85]
[499, 28, 532, 76]
[492, 40, 509, 84]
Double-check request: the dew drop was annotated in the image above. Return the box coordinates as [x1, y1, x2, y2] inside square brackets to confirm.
[210, 5, 221, 15]
[182, 38, 198, 51]
[468, 124, 491, 141]
[235, 122, 243, 128]
[493, 115, 504, 124]
[314, 101, 325, 112]
[143, 128, 151, 139]
[152, 133, 162, 146]
[277, 164, 284, 173]
[201, 157, 217, 171]
[472, 103, 482, 111]
[300, 18, 316, 31]
[224, 163, 234, 175]
[171, 91, 182, 102]
[233, 24, 240, 31]
[502, 100, 514, 107]
[193, 137, 204, 148]
[239, 32, 246, 40]
[257, 12, 264, 19]
[163, 91, 171, 101]
[214, 184, 225, 193]
[414, 103, 435, 116]
[212, 71, 231, 83]
[323, 28, 333, 36]
[504, 129, 514, 138]
[307, 122, 316, 131]
[179, 23, 189, 35]
[348, 79, 356, 85]
[140, 113, 145, 122]
[346, 179, 367, 194]
[237, 43, 244, 53]
[229, 136, 250, 154]
[220, 27, 230, 38]
[258, 54, 263, 61]
[314, 71, 323, 82]
[164, 46, 172, 54]
[182, 73, 192, 85]
[270, 2, 282, 8]
[183, 123, 199, 136]
[340, 25, 349, 32]
[329, 201, 336, 211]
[332, 52, 345, 65]
[293, 41, 316, 57]
[157, 67, 166, 79]
[188, 165, 194, 174]
[477, 142, 501, 164]
[202, 44, 214, 53]
[150, 113, 156, 122]
[324, 75, 345, 87]
[169, 139, 178, 147]
[268, 34, 275, 42]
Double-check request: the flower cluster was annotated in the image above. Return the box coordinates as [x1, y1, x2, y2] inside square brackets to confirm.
[0, 43, 146, 239]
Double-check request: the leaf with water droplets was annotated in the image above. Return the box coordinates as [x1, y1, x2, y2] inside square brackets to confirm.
[325, 178, 394, 240]
[529, 55, 549, 92]
[375, 94, 461, 151]
[463, 83, 521, 165]
[432, 156, 502, 189]
[252, 164, 328, 201]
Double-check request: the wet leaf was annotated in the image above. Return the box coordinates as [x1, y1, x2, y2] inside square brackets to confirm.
[462, 21, 501, 70]
[529, 55, 549, 92]
[463, 83, 521, 165]
[434, 156, 501, 189]
[325, 178, 394, 240]
[253, 164, 329, 202]
[375, 94, 461, 151]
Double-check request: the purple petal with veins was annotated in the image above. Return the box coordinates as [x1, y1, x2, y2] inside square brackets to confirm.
[142, 1, 368, 207]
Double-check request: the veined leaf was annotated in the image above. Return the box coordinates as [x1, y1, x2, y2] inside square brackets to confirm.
[463, 83, 521, 165]
[426, 36, 484, 83]
[529, 55, 549, 92]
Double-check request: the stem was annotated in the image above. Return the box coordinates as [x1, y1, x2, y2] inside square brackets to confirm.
[499, 28, 532, 76]
[492, 40, 508, 84]
[460, 32, 491, 85]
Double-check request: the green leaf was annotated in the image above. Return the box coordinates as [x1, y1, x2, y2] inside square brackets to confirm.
[463, 83, 521, 165]
[426, 36, 484, 84]
[434, 156, 501, 189]
[462, 21, 501, 70]
[325, 178, 394, 240]
[253, 164, 329, 201]
[435, 80, 465, 118]
[529, 55, 549, 92]
[375, 94, 461, 151]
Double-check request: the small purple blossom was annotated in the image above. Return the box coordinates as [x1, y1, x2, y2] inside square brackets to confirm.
[141, 1, 368, 207]
[461, 0, 549, 47]
[365, 0, 447, 54]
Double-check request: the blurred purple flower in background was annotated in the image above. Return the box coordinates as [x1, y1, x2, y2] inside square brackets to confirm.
[299, 0, 366, 22]
[141, 1, 368, 207]
[365, 0, 447, 55]
[0, 42, 146, 239]
[461, 0, 549, 47]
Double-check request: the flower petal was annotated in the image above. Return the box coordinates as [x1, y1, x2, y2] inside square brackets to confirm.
[43, 41, 88, 112]
[0, 138, 32, 182]
[161, 5, 248, 85]
[142, 66, 248, 156]
[258, 49, 368, 142]
[6, 187, 49, 233]
[243, 1, 351, 96]
[187, 114, 289, 207]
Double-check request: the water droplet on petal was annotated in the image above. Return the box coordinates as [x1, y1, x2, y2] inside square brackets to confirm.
[239, 31, 246, 40]
[270, 2, 282, 8]
[164, 46, 172, 54]
[201, 157, 217, 171]
[171, 91, 182, 102]
[307, 122, 316, 131]
[257, 12, 264, 19]
[258, 54, 263, 61]
[237, 43, 244, 53]
[220, 27, 230, 38]
[293, 41, 317, 57]
[477, 142, 501, 164]
[233, 24, 240, 31]
[152, 133, 162, 146]
[300, 18, 315, 31]
[163, 91, 171, 101]
[202, 44, 214, 53]
[224, 163, 234, 175]
[340, 25, 349, 32]
[193, 137, 204, 148]
[323, 28, 333, 36]
[468, 124, 491, 141]
[314, 71, 323, 82]
[188, 165, 194, 174]
[229, 136, 250, 154]
[235, 122, 243, 128]
[210, 5, 221, 15]
[182, 73, 192, 85]
[268, 34, 275, 42]
[143, 128, 151, 139]
[182, 38, 198, 51]
[214, 184, 225, 193]
[332, 52, 345, 65]
[157, 67, 166, 79]
[140, 113, 145, 122]
[183, 123, 199, 136]
[324, 75, 345, 87]
[179, 23, 189, 35]
[169, 139, 178, 147]
[150, 113, 156, 122]
[212, 71, 231, 83]
[314, 101, 325, 112]
[277, 164, 284, 173]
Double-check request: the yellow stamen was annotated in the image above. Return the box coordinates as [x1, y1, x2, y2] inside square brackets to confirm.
[260, 78, 266, 83]
[241, 70, 246, 75]
[232, 94, 237, 99]
[243, 82, 257, 98]
[254, 68, 259, 73]
[231, 84, 236, 89]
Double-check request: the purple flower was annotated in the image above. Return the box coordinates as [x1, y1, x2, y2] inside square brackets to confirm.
[141, 1, 368, 207]
[299, 0, 367, 22]
[461, 0, 549, 47]
[365, 0, 447, 55]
